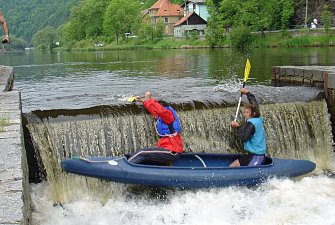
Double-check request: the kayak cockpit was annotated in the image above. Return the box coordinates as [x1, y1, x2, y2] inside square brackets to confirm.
[124, 153, 273, 169]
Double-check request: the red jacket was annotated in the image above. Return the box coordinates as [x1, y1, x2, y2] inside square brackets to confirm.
[143, 99, 183, 153]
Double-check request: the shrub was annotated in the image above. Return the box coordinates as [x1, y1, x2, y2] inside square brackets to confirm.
[228, 26, 252, 49]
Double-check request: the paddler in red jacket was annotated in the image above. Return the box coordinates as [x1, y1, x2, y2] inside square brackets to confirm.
[128, 91, 183, 165]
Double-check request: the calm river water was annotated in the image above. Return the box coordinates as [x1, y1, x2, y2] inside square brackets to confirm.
[1, 47, 335, 112]
[1, 48, 335, 225]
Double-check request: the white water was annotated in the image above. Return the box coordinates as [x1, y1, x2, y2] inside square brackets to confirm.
[31, 175, 335, 225]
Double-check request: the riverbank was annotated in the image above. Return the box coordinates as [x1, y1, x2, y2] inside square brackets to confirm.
[59, 28, 335, 51]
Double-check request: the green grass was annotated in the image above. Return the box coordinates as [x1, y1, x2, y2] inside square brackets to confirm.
[0, 118, 8, 132]
[252, 31, 335, 48]
[59, 36, 210, 51]
[55, 29, 335, 51]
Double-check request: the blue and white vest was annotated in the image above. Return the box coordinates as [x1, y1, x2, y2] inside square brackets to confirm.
[156, 106, 182, 137]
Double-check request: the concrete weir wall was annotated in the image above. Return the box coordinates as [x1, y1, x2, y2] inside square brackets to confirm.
[0, 66, 31, 225]
[272, 66, 335, 142]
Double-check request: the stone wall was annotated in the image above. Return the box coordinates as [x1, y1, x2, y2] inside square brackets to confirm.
[0, 66, 31, 225]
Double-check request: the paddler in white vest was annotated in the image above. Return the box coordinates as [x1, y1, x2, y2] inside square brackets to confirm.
[230, 88, 267, 167]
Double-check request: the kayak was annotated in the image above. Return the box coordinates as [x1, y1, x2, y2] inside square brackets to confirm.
[60, 153, 316, 188]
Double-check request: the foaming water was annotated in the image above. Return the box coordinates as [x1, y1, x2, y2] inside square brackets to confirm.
[31, 175, 335, 225]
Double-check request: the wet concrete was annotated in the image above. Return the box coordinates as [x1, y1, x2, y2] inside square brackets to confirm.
[0, 66, 30, 225]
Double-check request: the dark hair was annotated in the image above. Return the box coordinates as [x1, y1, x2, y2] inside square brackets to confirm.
[244, 103, 260, 117]
[158, 100, 170, 107]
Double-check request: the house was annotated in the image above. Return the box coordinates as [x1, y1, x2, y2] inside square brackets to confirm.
[180, 0, 208, 21]
[144, 0, 184, 35]
[173, 0, 208, 37]
[173, 11, 207, 37]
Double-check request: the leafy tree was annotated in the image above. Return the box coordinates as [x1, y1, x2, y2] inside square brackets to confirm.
[61, 0, 110, 42]
[321, 4, 333, 34]
[281, 0, 294, 31]
[32, 26, 58, 49]
[205, 0, 226, 47]
[218, 0, 242, 28]
[206, 0, 296, 46]
[154, 19, 165, 41]
[103, 0, 141, 44]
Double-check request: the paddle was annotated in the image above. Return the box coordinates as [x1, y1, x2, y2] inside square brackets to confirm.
[234, 58, 251, 122]
[127, 96, 144, 102]
[127, 96, 138, 102]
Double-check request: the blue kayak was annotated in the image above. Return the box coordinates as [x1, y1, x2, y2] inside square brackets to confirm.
[60, 153, 316, 188]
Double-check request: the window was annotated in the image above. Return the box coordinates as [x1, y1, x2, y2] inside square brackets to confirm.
[193, 4, 196, 11]
[164, 17, 168, 23]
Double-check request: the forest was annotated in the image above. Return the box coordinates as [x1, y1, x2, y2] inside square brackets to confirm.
[0, 0, 334, 49]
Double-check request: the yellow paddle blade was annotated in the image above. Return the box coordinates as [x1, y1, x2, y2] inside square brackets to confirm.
[243, 58, 251, 82]
[127, 96, 137, 102]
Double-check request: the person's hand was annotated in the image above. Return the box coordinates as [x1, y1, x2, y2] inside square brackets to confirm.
[2, 34, 9, 44]
[133, 96, 143, 102]
[240, 88, 249, 95]
[231, 121, 240, 128]
[144, 91, 152, 101]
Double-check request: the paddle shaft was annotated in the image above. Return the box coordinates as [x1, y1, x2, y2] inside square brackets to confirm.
[234, 82, 246, 122]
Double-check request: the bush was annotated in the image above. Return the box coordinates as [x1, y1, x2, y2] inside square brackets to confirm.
[229, 26, 252, 49]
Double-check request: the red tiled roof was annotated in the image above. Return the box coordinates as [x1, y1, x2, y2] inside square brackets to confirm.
[149, 0, 168, 10]
[149, 0, 184, 17]
[173, 12, 193, 26]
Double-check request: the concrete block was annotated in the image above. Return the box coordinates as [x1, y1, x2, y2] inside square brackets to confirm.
[279, 67, 286, 76]
[3, 124, 21, 133]
[0, 180, 23, 192]
[303, 69, 313, 78]
[286, 68, 295, 76]
[0, 136, 22, 146]
[313, 70, 324, 81]
[0, 167, 23, 181]
[294, 68, 304, 77]
[0, 192, 23, 224]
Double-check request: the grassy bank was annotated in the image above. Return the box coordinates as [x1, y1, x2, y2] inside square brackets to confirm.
[62, 37, 210, 51]
[253, 29, 335, 47]
[59, 29, 335, 51]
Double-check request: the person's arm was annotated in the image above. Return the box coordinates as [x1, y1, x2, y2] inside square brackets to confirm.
[143, 99, 174, 124]
[246, 92, 258, 108]
[0, 11, 9, 43]
[136, 91, 174, 124]
[236, 122, 255, 142]
[240, 88, 260, 116]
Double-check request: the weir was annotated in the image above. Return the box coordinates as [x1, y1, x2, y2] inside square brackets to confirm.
[24, 99, 333, 204]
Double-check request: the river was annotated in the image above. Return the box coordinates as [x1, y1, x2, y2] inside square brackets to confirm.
[1, 47, 335, 225]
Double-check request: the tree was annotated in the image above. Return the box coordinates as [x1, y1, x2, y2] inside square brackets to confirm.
[61, 0, 110, 42]
[32, 26, 58, 49]
[103, 0, 141, 44]
[205, 0, 226, 47]
[321, 4, 333, 34]
[281, 0, 294, 31]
